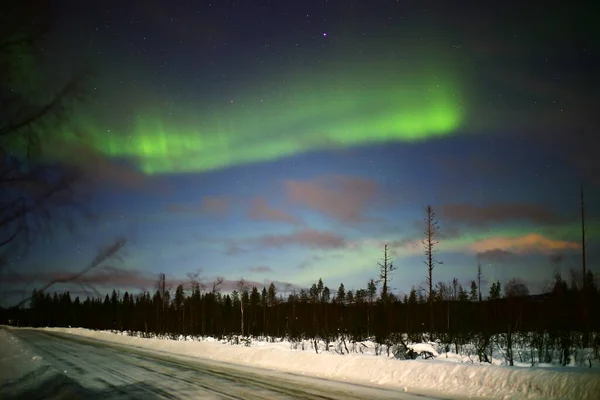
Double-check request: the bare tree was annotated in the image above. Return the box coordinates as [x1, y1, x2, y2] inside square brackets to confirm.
[580, 184, 587, 290]
[580, 184, 590, 347]
[1, 1, 90, 271]
[236, 277, 250, 336]
[211, 276, 224, 294]
[477, 261, 483, 302]
[378, 243, 395, 302]
[423, 205, 442, 333]
[14, 237, 126, 307]
[157, 273, 170, 303]
[505, 278, 529, 298]
[156, 272, 170, 334]
[187, 270, 205, 293]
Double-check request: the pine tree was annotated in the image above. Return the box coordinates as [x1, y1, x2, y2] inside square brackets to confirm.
[408, 287, 418, 305]
[267, 282, 277, 306]
[321, 286, 331, 303]
[458, 285, 468, 301]
[477, 262, 483, 301]
[469, 280, 478, 302]
[423, 205, 442, 333]
[346, 290, 354, 304]
[488, 281, 501, 300]
[336, 283, 346, 304]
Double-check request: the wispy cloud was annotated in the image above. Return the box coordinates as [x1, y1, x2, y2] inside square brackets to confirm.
[224, 242, 247, 256]
[166, 196, 231, 216]
[477, 248, 518, 263]
[297, 254, 325, 270]
[284, 175, 379, 224]
[257, 229, 346, 249]
[248, 266, 273, 273]
[200, 196, 231, 216]
[2, 265, 165, 291]
[248, 197, 302, 225]
[59, 145, 151, 190]
[470, 233, 580, 254]
[442, 203, 562, 227]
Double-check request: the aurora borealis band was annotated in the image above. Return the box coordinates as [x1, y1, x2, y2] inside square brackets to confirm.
[61, 59, 464, 174]
[1, 0, 598, 304]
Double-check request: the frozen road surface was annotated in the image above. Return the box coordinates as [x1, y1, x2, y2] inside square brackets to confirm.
[3, 329, 442, 400]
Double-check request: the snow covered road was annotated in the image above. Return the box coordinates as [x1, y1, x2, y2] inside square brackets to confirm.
[2, 329, 441, 400]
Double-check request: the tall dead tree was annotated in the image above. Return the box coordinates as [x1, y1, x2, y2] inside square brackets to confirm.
[477, 261, 483, 302]
[236, 277, 249, 336]
[157, 273, 169, 334]
[212, 276, 224, 294]
[378, 243, 395, 302]
[580, 184, 589, 346]
[423, 205, 442, 333]
[580, 184, 586, 290]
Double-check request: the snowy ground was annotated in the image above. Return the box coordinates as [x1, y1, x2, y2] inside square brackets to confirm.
[0, 328, 433, 400]
[4, 326, 600, 400]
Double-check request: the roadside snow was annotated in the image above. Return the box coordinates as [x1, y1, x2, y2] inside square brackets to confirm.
[407, 342, 439, 357]
[19, 327, 599, 400]
[0, 328, 46, 383]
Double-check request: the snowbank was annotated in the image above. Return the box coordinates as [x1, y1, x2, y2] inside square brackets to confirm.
[0, 328, 46, 383]
[23, 327, 600, 400]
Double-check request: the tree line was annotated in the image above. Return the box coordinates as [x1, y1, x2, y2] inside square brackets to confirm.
[4, 268, 598, 341]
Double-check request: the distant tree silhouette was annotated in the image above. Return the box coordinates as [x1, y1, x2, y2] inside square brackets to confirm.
[488, 281, 501, 300]
[469, 281, 478, 302]
[236, 277, 249, 336]
[505, 278, 529, 298]
[335, 283, 346, 304]
[477, 262, 483, 302]
[378, 244, 395, 302]
[423, 205, 441, 333]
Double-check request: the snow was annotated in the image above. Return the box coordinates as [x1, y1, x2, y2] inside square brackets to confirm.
[5, 326, 595, 400]
[407, 342, 439, 357]
[0, 328, 45, 383]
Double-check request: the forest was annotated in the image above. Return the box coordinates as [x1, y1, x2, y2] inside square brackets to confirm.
[3, 264, 599, 367]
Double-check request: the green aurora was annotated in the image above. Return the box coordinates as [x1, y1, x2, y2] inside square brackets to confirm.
[59, 67, 464, 174]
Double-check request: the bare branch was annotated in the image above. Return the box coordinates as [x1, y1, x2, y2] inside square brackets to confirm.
[212, 276, 224, 294]
[0, 0, 91, 266]
[13, 237, 126, 308]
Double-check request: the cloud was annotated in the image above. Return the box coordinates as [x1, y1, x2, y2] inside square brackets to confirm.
[257, 229, 346, 249]
[477, 248, 518, 263]
[442, 203, 562, 226]
[470, 233, 580, 255]
[248, 266, 273, 273]
[57, 145, 150, 190]
[389, 237, 422, 253]
[165, 204, 187, 213]
[224, 242, 247, 256]
[549, 253, 564, 265]
[1, 265, 167, 291]
[166, 196, 231, 216]
[248, 197, 302, 225]
[201, 196, 231, 216]
[297, 254, 325, 270]
[284, 175, 379, 223]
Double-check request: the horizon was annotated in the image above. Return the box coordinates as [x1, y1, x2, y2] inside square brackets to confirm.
[1, 0, 598, 307]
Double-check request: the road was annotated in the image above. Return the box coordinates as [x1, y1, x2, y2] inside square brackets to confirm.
[3, 329, 444, 400]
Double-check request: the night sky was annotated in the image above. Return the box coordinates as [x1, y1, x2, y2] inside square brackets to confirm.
[4, 0, 599, 302]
